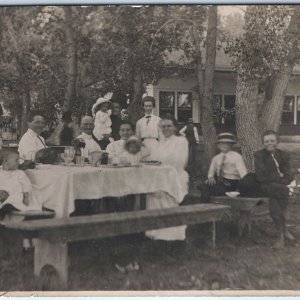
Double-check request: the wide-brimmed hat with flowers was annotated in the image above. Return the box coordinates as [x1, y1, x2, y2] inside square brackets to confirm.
[91, 93, 112, 117]
[216, 132, 236, 144]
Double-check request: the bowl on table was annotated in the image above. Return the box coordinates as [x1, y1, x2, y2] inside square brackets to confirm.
[225, 191, 240, 198]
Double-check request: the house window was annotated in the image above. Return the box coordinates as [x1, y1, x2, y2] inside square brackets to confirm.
[213, 95, 222, 124]
[213, 94, 236, 126]
[159, 91, 192, 123]
[177, 92, 192, 122]
[281, 96, 295, 125]
[159, 91, 175, 117]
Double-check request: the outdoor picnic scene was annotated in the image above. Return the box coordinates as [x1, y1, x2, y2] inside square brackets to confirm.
[2, 4, 300, 292]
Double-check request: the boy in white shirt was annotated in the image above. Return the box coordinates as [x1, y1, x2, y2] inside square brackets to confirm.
[136, 96, 162, 157]
[206, 132, 247, 196]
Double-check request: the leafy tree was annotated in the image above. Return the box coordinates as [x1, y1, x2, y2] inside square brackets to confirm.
[227, 5, 300, 170]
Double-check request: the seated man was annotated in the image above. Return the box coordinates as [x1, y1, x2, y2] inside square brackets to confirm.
[18, 110, 47, 160]
[77, 116, 102, 161]
[254, 130, 294, 248]
[206, 132, 247, 196]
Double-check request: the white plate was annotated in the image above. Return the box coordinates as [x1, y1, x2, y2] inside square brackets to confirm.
[225, 191, 240, 198]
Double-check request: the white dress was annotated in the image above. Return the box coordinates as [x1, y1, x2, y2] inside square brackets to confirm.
[0, 169, 36, 211]
[146, 135, 189, 241]
[135, 114, 162, 159]
[106, 139, 150, 164]
[93, 110, 112, 140]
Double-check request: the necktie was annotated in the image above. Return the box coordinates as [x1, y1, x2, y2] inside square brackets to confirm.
[218, 153, 226, 178]
[146, 115, 151, 125]
[271, 153, 281, 175]
[37, 135, 47, 148]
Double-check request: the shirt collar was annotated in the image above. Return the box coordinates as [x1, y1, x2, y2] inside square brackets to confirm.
[145, 113, 153, 118]
[81, 132, 93, 139]
[28, 128, 39, 137]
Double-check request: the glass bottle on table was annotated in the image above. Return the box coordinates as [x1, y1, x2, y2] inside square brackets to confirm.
[75, 146, 84, 166]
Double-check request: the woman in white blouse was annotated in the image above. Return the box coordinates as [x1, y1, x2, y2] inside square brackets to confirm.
[146, 115, 189, 241]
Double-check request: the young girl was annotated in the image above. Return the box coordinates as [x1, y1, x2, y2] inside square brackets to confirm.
[92, 97, 114, 149]
[122, 136, 150, 165]
[0, 149, 33, 220]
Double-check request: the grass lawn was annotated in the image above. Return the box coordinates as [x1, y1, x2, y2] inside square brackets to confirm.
[1, 201, 300, 291]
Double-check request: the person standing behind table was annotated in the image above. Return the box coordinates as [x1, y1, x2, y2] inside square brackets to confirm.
[254, 130, 295, 249]
[76, 116, 102, 161]
[206, 133, 247, 196]
[110, 101, 123, 141]
[46, 111, 80, 146]
[135, 96, 162, 158]
[59, 112, 78, 146]
[146, 115, 189, 241]
[92, 97, 113, 150]
[18, 110, 47, 160]
[179, 118, 200, 164]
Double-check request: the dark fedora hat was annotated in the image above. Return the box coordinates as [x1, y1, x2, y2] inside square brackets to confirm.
[216, 132, 236, 144]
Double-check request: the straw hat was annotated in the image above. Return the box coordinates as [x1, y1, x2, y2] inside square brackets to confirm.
[216, 132, 236, 144]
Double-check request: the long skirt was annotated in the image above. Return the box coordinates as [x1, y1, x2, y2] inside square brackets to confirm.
[145, 191, 186, 241]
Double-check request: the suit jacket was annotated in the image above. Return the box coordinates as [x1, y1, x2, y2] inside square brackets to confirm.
[254, 148, 293, 185]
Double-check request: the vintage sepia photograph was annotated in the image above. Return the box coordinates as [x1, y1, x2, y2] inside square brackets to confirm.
[0, 2, 300, 293]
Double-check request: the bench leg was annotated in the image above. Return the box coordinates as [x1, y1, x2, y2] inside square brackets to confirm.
[238, 211, 251, 237]
[34, 239, 68, 289]
[212, 220, 216, 249]
[133, 194, 141, 211]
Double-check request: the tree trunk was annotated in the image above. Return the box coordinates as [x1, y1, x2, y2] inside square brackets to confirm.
[192, 6, 217, 173]
[260, 59, 296, 133]
[20, 88, 31, 135]
[201, 6, 218, 171]
[235, 76, 261, 171]
[127, 72, 144, 124]
[63, 7, 77, 113]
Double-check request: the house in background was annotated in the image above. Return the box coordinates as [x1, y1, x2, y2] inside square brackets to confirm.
[146, 49, 300, 138]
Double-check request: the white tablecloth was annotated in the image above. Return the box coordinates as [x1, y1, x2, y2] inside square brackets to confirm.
[25, 164, 183, 218]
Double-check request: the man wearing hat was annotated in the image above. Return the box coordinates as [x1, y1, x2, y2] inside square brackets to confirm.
[179, 118, 200, 164]
[206, 132, 247, 196]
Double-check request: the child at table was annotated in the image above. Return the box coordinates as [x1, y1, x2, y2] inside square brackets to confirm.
[0, 149, 33, 220]
[92, 96, 114, 149]
[123, 136, 150, 165]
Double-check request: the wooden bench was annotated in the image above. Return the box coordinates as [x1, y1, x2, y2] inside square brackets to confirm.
[5, 203, 229, 289]
[6, 210, 55, 222]
[210, 196, 269, 236]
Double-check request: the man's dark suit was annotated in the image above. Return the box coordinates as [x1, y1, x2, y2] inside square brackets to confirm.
[254, 148, 293, 228]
